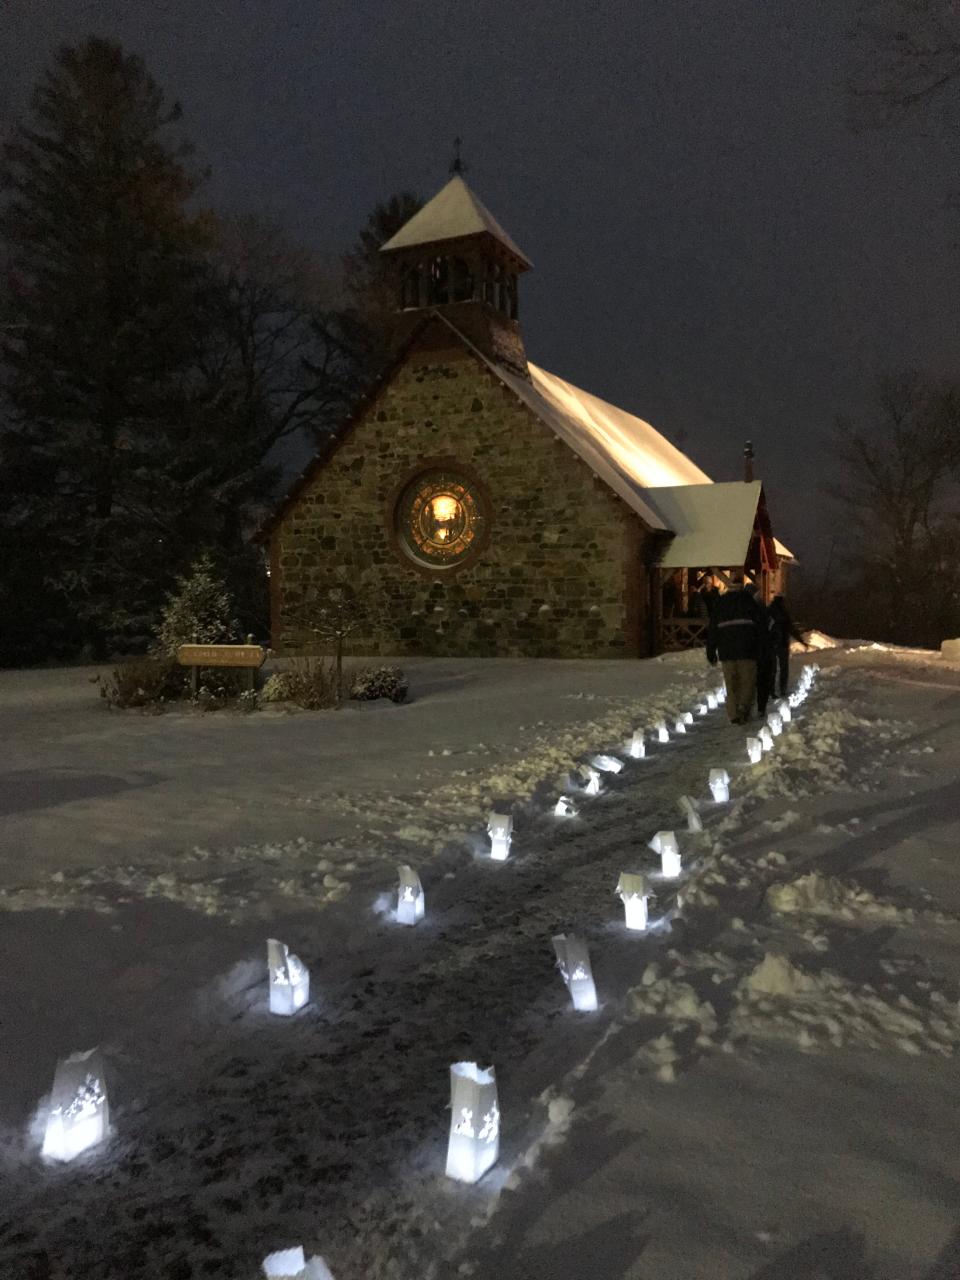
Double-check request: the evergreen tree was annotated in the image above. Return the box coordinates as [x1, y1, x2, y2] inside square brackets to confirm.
[153, 550, 238, 656]
[0, 37, 211, 657]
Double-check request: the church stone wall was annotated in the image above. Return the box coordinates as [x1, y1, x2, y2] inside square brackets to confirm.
[271, 344, 651, 658]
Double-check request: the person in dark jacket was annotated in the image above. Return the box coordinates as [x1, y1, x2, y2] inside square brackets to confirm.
[767, 595, 807, 696]
[754, 596, 776, 716]
[706, 575, 764, 725]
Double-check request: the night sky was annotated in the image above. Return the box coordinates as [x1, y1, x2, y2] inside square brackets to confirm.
[4, 1, 958, 572]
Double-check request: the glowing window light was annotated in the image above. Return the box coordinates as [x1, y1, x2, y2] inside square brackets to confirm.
[706, 691, 718, 710]
[396, 864, 425, 925]
[777, 699, 792, 723]
[554, 795, 578, 818]
[673, 718, 687, 735]
[709, 768, 730, 803]
[767, 711, 783, 737]
[649, 830, 681, 878]
[628, 730, 646, 759]
[591, 754, 623, 774]
[616, 872, 650, 930]
[487, 812, 513, 860]
[655, 721, 669, 744]
[747, 736, 763, 764]
[759, 726, 774, 752]
[267, 939, 310, 1016]
[577, 765, 601, 796]
[262, 1246, 336, 1278]
[446, 1062, 499, 1184]
[41, 1048, 109, 1162]
[431, 494, 459, 522]
[677, 794, 702, 833]
[552, 933, 598, 1012]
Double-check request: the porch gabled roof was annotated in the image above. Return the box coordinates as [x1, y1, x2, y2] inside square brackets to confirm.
[644, 481, 772, 569]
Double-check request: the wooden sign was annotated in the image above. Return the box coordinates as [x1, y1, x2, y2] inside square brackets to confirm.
[176, 644, 266, 669]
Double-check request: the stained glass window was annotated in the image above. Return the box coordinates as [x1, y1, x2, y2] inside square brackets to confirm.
[396, 469, 487, 568]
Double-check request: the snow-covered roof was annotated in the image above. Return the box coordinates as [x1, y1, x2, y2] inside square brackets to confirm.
[774, 538, 796, 563]
[642, 482, 764, 568]
[258, 310, 796, 564]
[379, 176, 532, 268]
[495, 360, 710, 531]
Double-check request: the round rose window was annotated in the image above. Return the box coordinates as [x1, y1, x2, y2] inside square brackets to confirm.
[396, 469, 487, 568]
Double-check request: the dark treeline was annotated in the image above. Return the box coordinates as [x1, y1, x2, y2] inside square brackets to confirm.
[0, 36, 419, 665]
[798, 373, 960, 648]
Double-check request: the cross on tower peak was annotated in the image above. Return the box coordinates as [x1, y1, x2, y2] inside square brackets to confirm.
[450, 136, 466, 176]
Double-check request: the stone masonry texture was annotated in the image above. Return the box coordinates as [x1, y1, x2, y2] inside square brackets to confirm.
[271, 338, 652, 658]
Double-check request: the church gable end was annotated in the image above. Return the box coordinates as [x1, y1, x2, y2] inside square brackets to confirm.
[271, 337, 653, 658]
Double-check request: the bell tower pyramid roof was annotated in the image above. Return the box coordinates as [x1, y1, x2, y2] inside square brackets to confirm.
[380, 175, 532, 269]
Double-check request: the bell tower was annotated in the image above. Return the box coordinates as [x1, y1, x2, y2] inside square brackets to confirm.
[379, 172, 532, 376]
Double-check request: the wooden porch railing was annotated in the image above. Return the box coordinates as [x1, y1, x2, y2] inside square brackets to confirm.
[660, 617, 707, 652]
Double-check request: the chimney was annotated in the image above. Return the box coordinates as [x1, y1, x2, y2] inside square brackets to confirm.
[743, 440, 754, 483]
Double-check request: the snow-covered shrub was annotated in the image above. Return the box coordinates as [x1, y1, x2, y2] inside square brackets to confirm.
[260, 671, 295, 703]
[100, 656, 185, 710]
[236, 688, 260, 714]
[349, 666, 408, 703]
[153, 551, 239, 657]
[261, 658, 337, 710]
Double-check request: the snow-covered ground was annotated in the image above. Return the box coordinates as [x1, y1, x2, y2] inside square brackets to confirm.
[1, 645, 960, 1278]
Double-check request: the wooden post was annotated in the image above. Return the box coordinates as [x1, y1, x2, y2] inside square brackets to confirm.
[246, 635, 256, 692]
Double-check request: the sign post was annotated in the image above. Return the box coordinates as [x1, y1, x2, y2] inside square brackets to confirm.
[176, 640, 266, 696]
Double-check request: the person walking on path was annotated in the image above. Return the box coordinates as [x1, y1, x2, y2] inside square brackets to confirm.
[752, 588, 775, 717]
[768, 594, 807, 697]
[706, 574, 763, 725]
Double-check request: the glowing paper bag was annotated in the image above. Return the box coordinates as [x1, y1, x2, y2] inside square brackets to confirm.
[577, 765, 601, 796]
[41, 1047, 109, 1162]
[446, 1062, 499, 1183]
[617, 871, 650, 930]
[554, 795, 578, 818]
[709, 768, 730, 803]
[591, 754, 623, 774]
[655, 720, 670, 743]
[552, 933, 598, 1011]
[649, 829, 681, 878]
[767, 711, 783, 736]
[262, 1247, 336, 1279]
[396, 865, 424, 925]
[488, 812, 513, 860]
[267, 938, 310, 1016]
[673, 718, 687, 735]
[759, 726, 774, 752]
[628, 730, 646, 759]
[677, 795, 702, 833]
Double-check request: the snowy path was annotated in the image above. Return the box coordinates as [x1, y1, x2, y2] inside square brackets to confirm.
[1, 650, 959, 1277]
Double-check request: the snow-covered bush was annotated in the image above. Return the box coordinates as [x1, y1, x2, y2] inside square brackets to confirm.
[260, 671, 295, 703]
[100, 656, 185, 710]
[349, 666, 408, 704]
[153, 551, 239, 657]
[261, 658, 338, 710]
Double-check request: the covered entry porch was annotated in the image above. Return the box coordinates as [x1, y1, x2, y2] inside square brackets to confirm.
[642, 480, 791, 654]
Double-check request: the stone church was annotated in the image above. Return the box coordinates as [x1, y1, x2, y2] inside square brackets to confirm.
[258, 174, 790, 658]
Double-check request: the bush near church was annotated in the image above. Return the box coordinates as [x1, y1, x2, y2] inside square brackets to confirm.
[349, 666, 408, 703]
